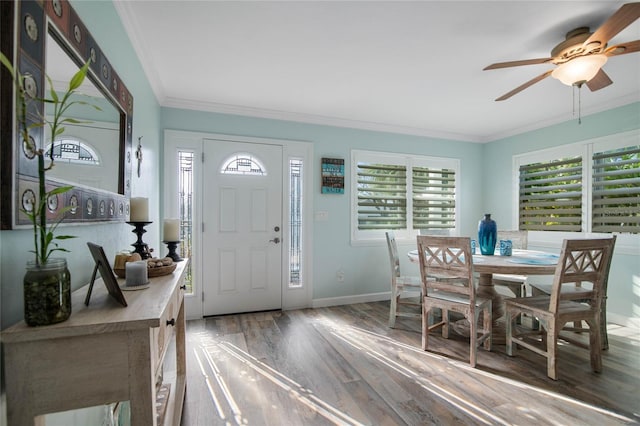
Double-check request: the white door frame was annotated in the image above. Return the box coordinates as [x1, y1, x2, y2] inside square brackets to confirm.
[163, 129, 314, 320]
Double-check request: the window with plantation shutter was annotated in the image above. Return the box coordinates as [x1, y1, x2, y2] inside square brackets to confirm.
[515, 130, 639, 236]
[592, 146, 640, 234]
[519, 156, 583, 232]
[352, 150, 459, 242]
[357, 163, 407, 230]
[412, 166, 456, 230]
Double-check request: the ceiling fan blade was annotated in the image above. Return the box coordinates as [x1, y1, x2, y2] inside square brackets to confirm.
[584, 3, 640, 48]
[586, 69, 613, 91]
[484, 58, 552, 70]
[605, 39, 640, 56]
[495, 70, 553, 101]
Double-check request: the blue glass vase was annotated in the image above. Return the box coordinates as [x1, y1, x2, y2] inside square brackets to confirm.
[478, 214, 497, 255]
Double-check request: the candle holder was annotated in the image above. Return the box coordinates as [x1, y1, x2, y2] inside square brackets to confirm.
[126, 221, 153, 259]
[163, 241, 183, 262]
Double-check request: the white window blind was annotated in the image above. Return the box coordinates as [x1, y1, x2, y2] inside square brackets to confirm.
[592, 145, 640, 234]
[412, 166, 456, 230]
[519, 156, 583, 232]
[352, 150, 459, 242]
[357, 163, 407, 230]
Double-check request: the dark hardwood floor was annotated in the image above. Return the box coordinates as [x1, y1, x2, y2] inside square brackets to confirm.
[180, 301, 640, 425]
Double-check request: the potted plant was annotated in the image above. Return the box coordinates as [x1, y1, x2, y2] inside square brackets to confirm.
[1, 52, 98, 326]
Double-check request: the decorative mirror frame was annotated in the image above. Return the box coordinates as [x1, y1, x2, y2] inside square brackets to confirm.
[0, 0, 133, 230]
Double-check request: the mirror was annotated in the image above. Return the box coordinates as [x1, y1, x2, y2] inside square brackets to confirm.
[0, 0, 133, 229]
[45, 32, 121, 194]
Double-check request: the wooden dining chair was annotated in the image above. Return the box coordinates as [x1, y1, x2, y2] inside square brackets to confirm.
[416, 236, 492, 367]
[493, 230, 529, 298]
[385, 231, 422, 328]
[529, 235, 616, 350]
[504, 237, 615, 380]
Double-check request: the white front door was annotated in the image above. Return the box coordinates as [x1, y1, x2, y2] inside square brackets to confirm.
[202, 139, 283, 316]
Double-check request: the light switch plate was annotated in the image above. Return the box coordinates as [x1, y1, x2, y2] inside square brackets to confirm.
[315, 211, 329, 221]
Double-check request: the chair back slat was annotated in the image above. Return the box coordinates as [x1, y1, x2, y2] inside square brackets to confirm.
[385, 231, 401, 279]
[548, 238, 615, 314]
[416, 236, 475, 299]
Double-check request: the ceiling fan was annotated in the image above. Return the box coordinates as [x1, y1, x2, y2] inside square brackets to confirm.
[484, 2, 640, 101]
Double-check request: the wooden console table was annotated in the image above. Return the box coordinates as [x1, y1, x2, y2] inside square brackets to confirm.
[1, 260, 189, 426]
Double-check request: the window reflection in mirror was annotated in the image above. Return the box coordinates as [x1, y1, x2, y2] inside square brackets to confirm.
[44, 31, 121, 194]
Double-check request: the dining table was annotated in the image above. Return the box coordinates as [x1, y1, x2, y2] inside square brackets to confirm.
[408, 248, 559, 343]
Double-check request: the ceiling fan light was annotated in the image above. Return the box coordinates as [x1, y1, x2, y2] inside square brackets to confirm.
[551, 54, 608, 86]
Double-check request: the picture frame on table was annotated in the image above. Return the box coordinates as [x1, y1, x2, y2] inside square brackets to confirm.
[86, 242, 128, 307]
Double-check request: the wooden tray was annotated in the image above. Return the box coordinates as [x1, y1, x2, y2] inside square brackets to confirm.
[148, 263, 177, 277]
[114, 263, 176, 279]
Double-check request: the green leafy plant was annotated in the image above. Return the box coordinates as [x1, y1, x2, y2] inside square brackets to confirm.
[0, 52, 99, 265]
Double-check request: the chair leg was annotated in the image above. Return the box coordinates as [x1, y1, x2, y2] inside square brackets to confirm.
[601, 298, 609, 351]
[422, 304, 429, 351]
[469, 312, 477, 368]
[587, 318, 603, 373]
[509, 283, 524, 324]
[530, 286, 543, 331]
[442, 309, 449, 339]
[389, 289, 398, 328]
[505, 308, 514, 356]
[546, 322, 558, 380]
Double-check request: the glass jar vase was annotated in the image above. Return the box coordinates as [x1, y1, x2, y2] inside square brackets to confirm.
[478, 214, 497, 255]
[24, 258, 71, 326]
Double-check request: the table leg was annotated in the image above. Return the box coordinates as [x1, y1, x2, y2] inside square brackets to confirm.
[451, 273, 507, 344]
[477, 273, 504, 321]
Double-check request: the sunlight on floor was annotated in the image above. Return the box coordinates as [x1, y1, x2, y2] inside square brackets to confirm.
[191, 314, 637, 425]
[315, 316, 637, 425]
[192, 331, 366, 425]
[608, 325, 640, 343]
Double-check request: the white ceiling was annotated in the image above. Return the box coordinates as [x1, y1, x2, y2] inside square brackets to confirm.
[113, 1, 640, 142]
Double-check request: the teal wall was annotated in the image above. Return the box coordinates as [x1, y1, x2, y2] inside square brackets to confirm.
[483, 102, 640, 321]
[161, 103, 639, 317]
[161, 108, 486, 300]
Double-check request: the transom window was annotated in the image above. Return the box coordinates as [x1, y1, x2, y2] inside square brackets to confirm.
[221, 153, 266, 176]
[44, 138, 100, 165]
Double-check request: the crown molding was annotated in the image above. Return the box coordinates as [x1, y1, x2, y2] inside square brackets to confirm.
[485, 93, 640, 141]
[161, 96, 487, 143]
[113, 1, 163, 105]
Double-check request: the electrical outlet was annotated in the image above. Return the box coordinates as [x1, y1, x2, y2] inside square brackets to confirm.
[336, 270, 345, 282]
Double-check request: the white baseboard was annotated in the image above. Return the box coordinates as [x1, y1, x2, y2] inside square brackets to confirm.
[608, 312, 640, 329]
[312, 291, 391, 308]
[189, 296, 638, 330]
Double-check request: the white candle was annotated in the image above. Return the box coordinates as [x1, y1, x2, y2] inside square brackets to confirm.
[163, 218, 180, 241]
[130, 197, 149, 222]
[125, 260, 148, 287]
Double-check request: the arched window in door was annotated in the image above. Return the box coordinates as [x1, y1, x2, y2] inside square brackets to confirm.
[220, 153, 266, 176]
[44, 138, 100, 165]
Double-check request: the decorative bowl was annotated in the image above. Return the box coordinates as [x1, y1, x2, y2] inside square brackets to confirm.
[148, 263, 177, 277]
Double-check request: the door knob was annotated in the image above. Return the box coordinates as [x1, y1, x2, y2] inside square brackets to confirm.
[269, 237, 280, 244]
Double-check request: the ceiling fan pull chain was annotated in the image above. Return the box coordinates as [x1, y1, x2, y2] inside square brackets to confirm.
[578, 85, 582, 124]
[571, 84, 583, 124]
